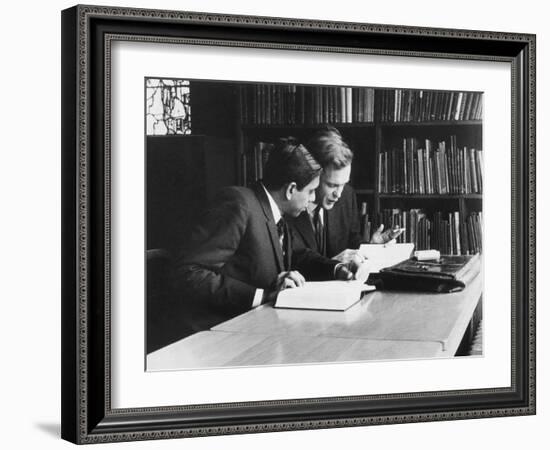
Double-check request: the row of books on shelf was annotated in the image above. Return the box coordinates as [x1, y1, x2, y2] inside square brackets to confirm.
[378, 89, 483, 123]
[240, 84, 375, 126]
[378, 136, 483, 194]
[240, 84, 483, 126]
[360, 206, 483, 256]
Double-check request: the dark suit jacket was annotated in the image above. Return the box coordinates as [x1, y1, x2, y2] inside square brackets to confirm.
[288, 184, 362, 258]
[175, 183, 337, 331]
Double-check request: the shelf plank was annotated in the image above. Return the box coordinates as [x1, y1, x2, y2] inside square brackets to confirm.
[379, 120, 482, 127]
[241, 120, 480, 130]
[378, 193, 482, 199]
[241, 122, 376, 130]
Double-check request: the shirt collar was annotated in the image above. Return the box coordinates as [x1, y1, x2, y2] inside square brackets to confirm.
[261, 184, 282, 224]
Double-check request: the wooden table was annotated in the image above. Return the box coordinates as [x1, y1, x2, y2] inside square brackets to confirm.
[147, 273, 482, 370]
[147, 330, 444, 370]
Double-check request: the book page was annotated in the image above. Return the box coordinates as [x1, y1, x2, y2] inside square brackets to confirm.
[275, 280, 375, 311]
[359, 243, 415, 273]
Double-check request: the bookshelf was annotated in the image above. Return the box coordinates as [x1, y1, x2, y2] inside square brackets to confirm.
[373, 100, 482, 255]
[233, 83, 483, 256]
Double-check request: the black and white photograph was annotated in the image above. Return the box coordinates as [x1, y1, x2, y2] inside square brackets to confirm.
[145, 78, 484, 370]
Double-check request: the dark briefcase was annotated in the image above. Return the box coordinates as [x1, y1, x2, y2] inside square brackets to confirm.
[370, 253, 481, 293]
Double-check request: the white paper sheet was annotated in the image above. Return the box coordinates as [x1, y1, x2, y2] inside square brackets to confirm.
[359, 243, 415, 272]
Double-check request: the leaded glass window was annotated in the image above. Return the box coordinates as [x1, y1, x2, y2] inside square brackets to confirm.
[146, 79, 191, 135]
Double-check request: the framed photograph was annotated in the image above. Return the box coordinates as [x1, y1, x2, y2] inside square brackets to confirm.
[61, 4, 535, 444]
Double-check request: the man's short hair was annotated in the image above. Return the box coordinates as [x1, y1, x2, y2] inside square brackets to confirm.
[306, 125, 353, 169]
[263, 138, 321, 191]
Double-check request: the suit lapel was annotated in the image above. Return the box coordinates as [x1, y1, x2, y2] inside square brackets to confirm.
[266, 222, 285, 272]
[293, 212, 318, 252]
[253, 183, 284, 272]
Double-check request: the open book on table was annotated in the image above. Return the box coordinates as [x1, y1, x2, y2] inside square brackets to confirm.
[274, 280, 375, 311]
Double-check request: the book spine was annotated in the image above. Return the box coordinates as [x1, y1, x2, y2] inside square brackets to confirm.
[476, 150, 483, 193]
[367, 88, 374, 122]
[346, 87, 353, 123]
[328, 87, 333, 124]
[454, 92, 463, 120]
[467, 215, 477, 254]
[430, 142, 436, 195]
[454, 138, 461, 194]
[402, 138, 410, 194]
[384, 151, 389, 194]
[426, 146, 431, 195]
[408, 138, 414, 194]
[339, 87, 345, 123]
[476, 213, 483, 253]
[393, 89, 398, 122]
[378, 151, 383, 193]
[392, 147, 397, 193]
[460, 221, 469, 255]
[432, 211, 443, 253]
[454, 211, 461, 255]
[418, 148, 425, 194]
[413, 151, 419, 194]
[434, 150, 441, 194]
[443, 144, 449, 195]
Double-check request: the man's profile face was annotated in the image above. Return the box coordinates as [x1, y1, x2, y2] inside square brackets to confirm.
[287, 176, 319, 217]
[316, 164, 351, 210]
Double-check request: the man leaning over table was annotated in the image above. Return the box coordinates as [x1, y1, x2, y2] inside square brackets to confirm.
[175, 138, 361, 333]
[287, 126, 404, 274]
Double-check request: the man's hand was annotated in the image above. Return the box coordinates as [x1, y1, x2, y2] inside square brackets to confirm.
[334, 258, 370, 283]
[277, 271, 306, 289]
[333, 249, 365, 266]
[334, 263, 354, 281]
[263, 271, 305, 303]
[333, 249, 371, 282]
[370, 224, 405, 244]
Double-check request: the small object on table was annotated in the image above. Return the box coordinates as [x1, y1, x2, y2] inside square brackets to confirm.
[414, 249, 441, 261]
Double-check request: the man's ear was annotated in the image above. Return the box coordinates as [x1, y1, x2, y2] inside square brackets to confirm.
[285, 182, 297, 200]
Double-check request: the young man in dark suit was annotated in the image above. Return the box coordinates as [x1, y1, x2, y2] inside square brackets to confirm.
[287, 127, 403, 268]
[175, 139, 355, 333]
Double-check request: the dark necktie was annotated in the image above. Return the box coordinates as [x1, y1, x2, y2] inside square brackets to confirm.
[276, 218, 288, 269]
[313, 205, 326, 256]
